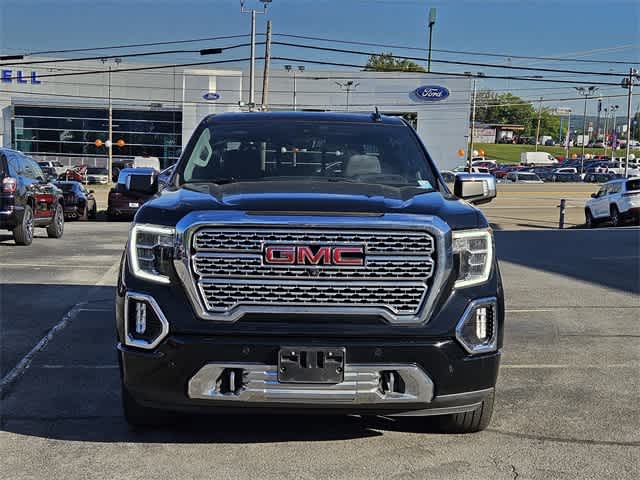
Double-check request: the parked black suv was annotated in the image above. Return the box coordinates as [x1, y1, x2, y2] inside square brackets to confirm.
[116, 112, 502, 433]
[1, 148, 64, 245]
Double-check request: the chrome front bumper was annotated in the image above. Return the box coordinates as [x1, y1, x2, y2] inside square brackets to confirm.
[189, 363, 433, 404]
[187, 362, 492, 416]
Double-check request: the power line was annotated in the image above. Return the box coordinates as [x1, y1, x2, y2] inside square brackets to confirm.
[271, 57, 623, 86]
[0, 43, 258, 67]
[272, 33, 639, 65]
[0, 57, 257, 81]
[23, 34, 251, 56]
[271, 41, 630, 77]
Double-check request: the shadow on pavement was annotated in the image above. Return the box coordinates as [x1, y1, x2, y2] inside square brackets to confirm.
[2, 411, 445, 444]
[495, 228, 640, 294]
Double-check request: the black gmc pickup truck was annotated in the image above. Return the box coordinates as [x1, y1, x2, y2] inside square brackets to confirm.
[116, 112, 503, 433]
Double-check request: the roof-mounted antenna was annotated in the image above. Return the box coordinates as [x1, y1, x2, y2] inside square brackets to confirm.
[372, 106, 382, 122]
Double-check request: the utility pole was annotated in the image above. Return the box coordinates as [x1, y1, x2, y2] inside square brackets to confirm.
[602, 106, 610, 157]
[535, 97, 543, 152]
[260, 20, 272, 110]
[427, 8, 436, 73]
[622, 68, 640, 177]
[575, 86, 598, 174]
[467, 78, 477, 171]
[595, 98, 602, 141]
[335, 81, 359, 112]
[241, 0, 270, 111]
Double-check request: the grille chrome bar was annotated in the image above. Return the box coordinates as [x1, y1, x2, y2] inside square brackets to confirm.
[194, 228, 434, 255]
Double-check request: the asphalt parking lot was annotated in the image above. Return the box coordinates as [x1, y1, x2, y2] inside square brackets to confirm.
[1, 218, 639, 479]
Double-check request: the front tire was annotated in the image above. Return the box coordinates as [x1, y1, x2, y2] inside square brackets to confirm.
[436, 390, 495, 434]
[122, 385, 173, 428]
[585, 209, 594, 228]
[46, 203, 64, 238]
[13, 205, 34, 246]
[610, 205, 621, 227]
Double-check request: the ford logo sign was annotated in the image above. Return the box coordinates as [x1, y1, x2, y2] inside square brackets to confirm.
[202, 92, 220, 101]
[410, 85, 450, 102]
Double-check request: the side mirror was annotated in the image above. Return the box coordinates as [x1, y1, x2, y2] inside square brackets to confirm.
[125, 174, 158, 195]
[89, 189, 95, 194]
[454, 173, 497, 205]
[591, 193, 597, 198]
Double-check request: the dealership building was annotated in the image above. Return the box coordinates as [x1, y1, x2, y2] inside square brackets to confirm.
[0, 58, 471, 171]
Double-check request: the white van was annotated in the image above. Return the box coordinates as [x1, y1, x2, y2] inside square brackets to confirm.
[132, 155, 160, 171]
[520, 151, 558, 166]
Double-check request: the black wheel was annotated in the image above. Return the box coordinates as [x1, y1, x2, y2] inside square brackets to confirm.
[122, 385, 173, 428]
[585, 209, 594, 228]
[79, 204, 89, 221]
[610, 205, 621, 227]
[13, 204, 34, 246]
[46, 203, 64, 238]
[436, 390, 495, 434]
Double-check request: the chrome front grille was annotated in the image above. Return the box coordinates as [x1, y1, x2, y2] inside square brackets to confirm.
[189, 227, 436, 319]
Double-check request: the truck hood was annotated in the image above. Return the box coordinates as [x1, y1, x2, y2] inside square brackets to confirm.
[135, 180, 486, 230]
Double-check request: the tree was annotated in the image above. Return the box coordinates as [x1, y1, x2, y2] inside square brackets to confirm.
[365, 52, 425, 72]
[474, 90, 536, 133]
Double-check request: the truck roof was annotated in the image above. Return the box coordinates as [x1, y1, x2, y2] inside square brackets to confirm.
[203, 111, 406, 125]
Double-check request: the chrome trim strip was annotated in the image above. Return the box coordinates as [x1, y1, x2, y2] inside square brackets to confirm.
[123, 292, 170, 350]
[455, 297, 499, 354]
[188, 363, 434, 404]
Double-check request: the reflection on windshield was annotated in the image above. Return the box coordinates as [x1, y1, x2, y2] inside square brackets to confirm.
[179, 121, 436, 188]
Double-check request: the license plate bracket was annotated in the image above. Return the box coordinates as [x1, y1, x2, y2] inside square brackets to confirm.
[278, 347, 345, 384]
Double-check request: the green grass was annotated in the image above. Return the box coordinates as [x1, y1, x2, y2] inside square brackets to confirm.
[475, 143, 640, 164]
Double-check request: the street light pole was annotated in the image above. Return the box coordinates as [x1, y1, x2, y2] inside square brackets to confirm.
[467, 78, 477, 171]
[335, 81, 359, 112]
[602, 107, 609, 157]
[575, 86, 598, 173]
[427, 8, 436, 73]
[241, 0, 271, 110]
[284, 65, 304, 111]
[622, 68, 640, 177]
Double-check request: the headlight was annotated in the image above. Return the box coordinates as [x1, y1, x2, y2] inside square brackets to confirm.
[129, 224, 175, 284]
[452, 228, 493, 288]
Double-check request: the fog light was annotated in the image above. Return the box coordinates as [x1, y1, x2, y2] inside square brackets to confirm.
[475, 307, 488, 340]
[135, 302, 146, 334]
[456, 297, 498, 354]
[124, 293, 169, 350]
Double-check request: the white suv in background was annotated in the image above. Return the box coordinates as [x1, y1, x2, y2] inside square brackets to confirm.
[585, 177, 640, 227]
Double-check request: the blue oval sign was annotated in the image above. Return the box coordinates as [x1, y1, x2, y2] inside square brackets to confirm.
[411, 85, 450, 102]
[202, 92, 220, 101]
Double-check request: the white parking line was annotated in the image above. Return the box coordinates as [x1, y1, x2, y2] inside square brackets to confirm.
[0, 261, 120, 394]
[506, 309, 557, 313]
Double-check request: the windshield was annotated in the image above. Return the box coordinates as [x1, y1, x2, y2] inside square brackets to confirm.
[87, 167, 107, 174]
[56, 183, 75, 192]
[178, 121, 437, 188]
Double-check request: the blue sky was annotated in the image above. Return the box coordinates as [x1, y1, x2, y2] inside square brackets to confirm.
[1, 0, 638, 113]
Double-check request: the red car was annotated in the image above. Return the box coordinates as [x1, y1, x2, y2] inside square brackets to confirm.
[107, 168, 158, 221]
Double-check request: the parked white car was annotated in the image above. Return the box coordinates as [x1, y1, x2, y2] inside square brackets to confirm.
[85, 167, 109, 184]
[505, 171, 544, 183]
[37, 160, 67, 177]
[585, 177, 640, 227]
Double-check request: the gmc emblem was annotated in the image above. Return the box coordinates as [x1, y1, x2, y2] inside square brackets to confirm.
[264, 245, 364, 266]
